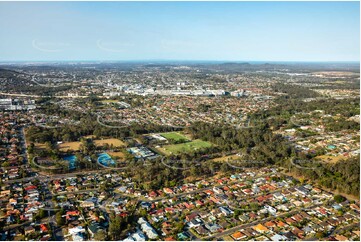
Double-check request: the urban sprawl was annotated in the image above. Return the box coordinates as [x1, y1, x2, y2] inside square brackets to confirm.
[0, 62, 359, 241]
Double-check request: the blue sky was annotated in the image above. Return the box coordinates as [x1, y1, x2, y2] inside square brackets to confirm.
[0, 1, 359, 62]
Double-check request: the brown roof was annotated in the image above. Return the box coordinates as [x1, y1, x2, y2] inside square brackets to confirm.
[231, 231, 246, 240]
[264, 221, 276, 228]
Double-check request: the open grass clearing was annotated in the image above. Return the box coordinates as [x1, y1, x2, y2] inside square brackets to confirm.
[157, 139, 212, 155]
[58, 141, 81, 151]
[212, 154, 242, 162]
[107, 151, 126, 161]
[315, 154, 346, 164]
[94, 138, 126, 147]
[159, 132, 190, 142]
[58, 138, 126, 152]
[100, 99, 119, 103]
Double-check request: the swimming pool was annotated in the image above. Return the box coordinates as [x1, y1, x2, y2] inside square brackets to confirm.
[63, 155, 77, 170]
[98, 153, 115, 167]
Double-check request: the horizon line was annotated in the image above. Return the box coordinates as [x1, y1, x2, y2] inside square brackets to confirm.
[0, 59, 360, 64]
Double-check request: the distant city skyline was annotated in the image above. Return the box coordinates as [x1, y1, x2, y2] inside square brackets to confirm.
[0, 1, 359, 62]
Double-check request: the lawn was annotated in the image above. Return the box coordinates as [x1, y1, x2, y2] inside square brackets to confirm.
[158, 139, 212, 155]
[159, 132, 189, 142]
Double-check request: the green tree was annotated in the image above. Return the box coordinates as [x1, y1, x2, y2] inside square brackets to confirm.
[334, 194, 346, 203]
[55, 211, 65, 226]
[94, 230, 107, 241]
[109, 216, 122, 240]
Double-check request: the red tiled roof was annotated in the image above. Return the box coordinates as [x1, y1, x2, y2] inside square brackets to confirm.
[25, 185, 36, 191]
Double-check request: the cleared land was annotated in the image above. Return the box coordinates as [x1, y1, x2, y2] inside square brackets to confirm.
[107, 151, 126, 161]
[316, 154, 346, 164]
[212, 154, 241, 162]
[58, 138, 126, 152]
[101, 99, 119, 103]
[159, 132, 189, 142]
[58, 141, 82, 151]
[312, 71, 359, 77]
[94, 138, 126, 147]
[34, 143, 46, 151]
[157, 139, 212, 155]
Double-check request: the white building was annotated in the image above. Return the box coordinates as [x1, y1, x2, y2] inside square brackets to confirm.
[138, 218, 159, 240]
[131, 231, 146, 241]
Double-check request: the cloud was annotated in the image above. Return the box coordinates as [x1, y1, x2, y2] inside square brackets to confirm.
[32, 39, 70, 52]
[96, 39, 134, 53]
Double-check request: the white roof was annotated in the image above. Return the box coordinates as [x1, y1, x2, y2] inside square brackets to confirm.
[131, 231, 146, 241]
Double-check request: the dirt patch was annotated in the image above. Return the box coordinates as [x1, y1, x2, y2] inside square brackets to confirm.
[312, 71, 359, 77]
[212, 154, 241, 162]
[58, 142, 81, 152]
[34, 143, 46, 151]
[94, 138, 126, 147]
[108, 151, 126, 161]
[316, 155, 346, 164]
[58, 138, 126, 151]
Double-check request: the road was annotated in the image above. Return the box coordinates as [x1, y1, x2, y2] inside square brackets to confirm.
[330, 222, 360, 236]
[204, 204, 321, 240]
[134, 171, 275, 203]
[4, 168, 111, 184]
[5, 130, 356, 241]
[3, 221, 32, 231]
[19, 127, 28, 163]
[303, 222, 360, 241]
[56, 188, 100, 196]
[0, 92, 88, 98]
[2, 215, 54, 232]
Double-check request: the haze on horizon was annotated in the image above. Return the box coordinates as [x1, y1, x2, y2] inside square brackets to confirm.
[0, 1, 359, 62]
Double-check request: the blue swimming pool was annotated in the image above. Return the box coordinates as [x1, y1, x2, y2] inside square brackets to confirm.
[63, 155, 77, 170]
[98, 153, 115, 167]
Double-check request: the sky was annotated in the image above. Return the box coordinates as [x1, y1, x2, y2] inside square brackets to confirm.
[0, 1, 359, 62]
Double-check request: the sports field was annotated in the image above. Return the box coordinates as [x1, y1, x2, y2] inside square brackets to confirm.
[158, 139, 212, 155]
[159, 132, 189, 142]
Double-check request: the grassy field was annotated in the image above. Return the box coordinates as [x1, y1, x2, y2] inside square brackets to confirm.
[158, 139, 212, 155]
[212, 154, 241, 162]
[316, 155, 346, 164]
[34, 143, 47, 152]
[94, 138, 126, 147]
[159, 132, 189, 142]
[107, 151, 126, 161]
[101, 99, 119, 103]
[58, 138, 126, 152]
[58, 142, 82, 152]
